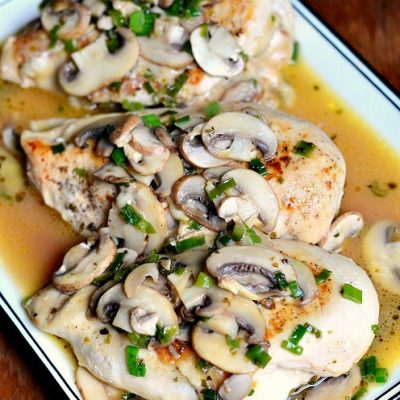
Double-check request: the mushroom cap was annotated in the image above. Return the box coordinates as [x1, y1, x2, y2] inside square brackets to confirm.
[59, 28, 139, 96]
[155, 152, 184, 199]
[124, 263, 159, 298]
[202, 112, 277, 162]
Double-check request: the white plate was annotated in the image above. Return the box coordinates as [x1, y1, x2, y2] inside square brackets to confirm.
[0, 1, 399, 399]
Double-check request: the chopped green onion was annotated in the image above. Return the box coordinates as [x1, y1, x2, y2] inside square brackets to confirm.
[207, 178, 236, 200]
[288, 281, 304, 299]
[371, 324, 380, 335]
[156, 325, 179, 344]
[351, 386, 368, 400]
[250, 158, 268, 176]
[175, 115, 190, 125]
[106, 30, 123, 53]
[202, 389, 217, 400]
[314, 269, 332, 285]
[113, 266, 133, 282]
[245, 227, 261, 244]
[122, 99, 144, 111]
[368, 181, 390, 197]
[39, 0, 52, 10]
[275, 271, 288, 290]
[360, 356, 377, 380]
[248, 389, 255, 397]
[129, 10, 156, 36]
[108, 9, 126, 27]
[51, 143, 65, 154]
[143, 81, 155, 94]
[181, 40, 192, 54]
[166, 0, 201, 19]
[304, 323, 322, 338]
[146, 250, 160, 263]
[196, 358, 211, 372]
[128, 331, 151, 348]
[226, 336, 240, 351]
[142, 113, 162, 128]
[111, 147, 127, 166]
[63, 39, 77, 53]
[217, 233, 231, 246]
[245, 344, 271, 368]
[204, 101, 221, 118]
[342, 283, 363, 304]
[120, 204, 156, 234]
[188, 219, 202, 230]
[281, 339, 303, 355]
[195, 272, 215, 288]
[290, 41, 300, 64]
[168, 235, 206, 253]
[109, 81, 122, 91]
[375, 368, 388, 383]
[49, 25, 60, 48]
[293, 140, 316, 158]
[92, 251, 126, 286]
[73, 167, 86, 177]
[126, 345, 146, 377]
[164, 72, 189, 98]
[200, 24, 208, 38]
[231, 223, 245, 242]
[288, 324, 307, 345]
[174, 264, 186, 276]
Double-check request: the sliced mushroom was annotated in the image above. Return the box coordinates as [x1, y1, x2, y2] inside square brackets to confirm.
[138, 37, 194, 70]
[203, 166, 234, 180]
[155, 153, 184, 199]
[124, 263, 159, 298]
[217, 196, 260, 226]
[192, 326, 256, 374]
[319, 212, 364, 252]
[116, 182, 168, 253]
[41, 0, 91, 40]
[200, 314, 239, 338]
[59, 28, 139, 96]
[202, 112, 277, 162]
[190, 25, 244, 78]
[206, 245, 296, 301]
[53, 231, 117, 293]
[96, 283, 178, 335]
[130, 126, 167, 156]
[94, 162, 132, 184]
[172, 175, 226, 232]
[175, 115, 206, 133]
[220, 169, 279, 232]
[155, 127, 177, 151]
[222, 80, 260, 103]
[218, 374, 253, 400]
[363, 220, 400, 295]
[109, 115, 141, 147]
[179, 123, 230, 168]
[95, 138, 114, 157]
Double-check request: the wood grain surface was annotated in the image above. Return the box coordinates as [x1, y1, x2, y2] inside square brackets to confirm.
[1, 1, 399, 399]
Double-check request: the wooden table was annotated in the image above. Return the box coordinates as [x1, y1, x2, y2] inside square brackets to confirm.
[1, 1, 399, 399]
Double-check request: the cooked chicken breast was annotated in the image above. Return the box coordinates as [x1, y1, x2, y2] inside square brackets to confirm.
[0, 0, 294, 107]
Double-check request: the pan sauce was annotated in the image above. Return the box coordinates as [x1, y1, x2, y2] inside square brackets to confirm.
[0, 59, 399, 389]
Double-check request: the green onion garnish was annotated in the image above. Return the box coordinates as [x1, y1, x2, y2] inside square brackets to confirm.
[188, 219, 202, 230]
[231, 223, 245, 242]
[128, 331, 151, 348]
[288, 281, 304, 299]
[281, 340, 303, 355]
[143, 81, 155, 94]
[164, 72, 189, 98]
[226, 336, 240, 351]
[175, 115, 190, 125]
[230, 223, 261, 244]
[121, 99, 144, 111]
[202, 389, 217, 400]
[120, 204, 156, 234]
[290, 41, 300, 64]
[200, 24, 208, 38]
[245, 227, 261, 244]
[92, 251, 126, 286]
[351, 386, 368, 400]
[110, 81, 122, 91]
[111, 147, 127, 166]
[126, 345, 146, 377]
[342, 283, 363, 304]
[288, 324, 307, 345]
[196, 358, 211, 372]
[207, 178, 236, 200]
[156, 325, 179, 344]
[129, 10, 156, 36]
[368, 181, 390, 197]
[250, 158, 268, 176]
[108, 9, 126, 27]
[166, 0, 201, 19]
[39, 0, 52, 10]
[142, 113, 162, 128]
[49, 25, 60, 48]
[217, 233, 231, 246]
[245, 345, 271, 368]
[314, 268, 332, 285]
[51, 143, 65, 154]
[275, 271, 288, 290]
[63, 39, 77, 53]
[204, 101, 222, 118]
[293, 140, 316, 158]
[146, 250, 160, 263]
[375, 368, 388, 383]
[73, 167, 86, 177]
[106, 30, 123, 53]
[168, 235, 206, 253]
[174, 264, 186, 276]
[359, 355, 388, 383]
[195, 272, 215, 288]
[371, 324, 380, 335]
[248, 389, 255, 396]
[304, 323, 322, 338]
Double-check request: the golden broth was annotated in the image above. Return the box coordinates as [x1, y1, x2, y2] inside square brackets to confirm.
[0, 60, 399, 384]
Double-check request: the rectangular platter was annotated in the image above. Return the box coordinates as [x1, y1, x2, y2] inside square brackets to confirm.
[0, 0, 399, 399]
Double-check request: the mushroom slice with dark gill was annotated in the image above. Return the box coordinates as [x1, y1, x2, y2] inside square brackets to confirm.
[171, 175, 226, 232]
[190, 25, 244, 78]
[319, 211, 364, 252]
[59, 28, 139, 96]
[53, 230, 117, 293]
[202, 112, 277, 162]
[94, 162, 132, 184]
[41, 0, 91, 40]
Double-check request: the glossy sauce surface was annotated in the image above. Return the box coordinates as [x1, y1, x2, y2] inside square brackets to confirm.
[0, 59, 399, 382]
